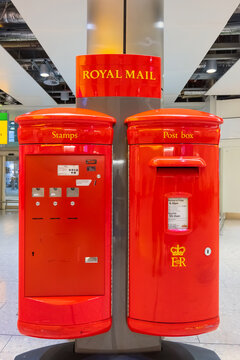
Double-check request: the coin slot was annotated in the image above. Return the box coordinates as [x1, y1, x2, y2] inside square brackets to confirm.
[67, 187, 79, 197]
[86, 159, 97, 164]
[49, 187, 62, 197]
[87, 166, 96, 171]
[32, 187, 44, 197]
[32, 218, 43, 220]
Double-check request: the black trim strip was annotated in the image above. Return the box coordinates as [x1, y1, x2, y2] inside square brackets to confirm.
[123, 0, 127, 54]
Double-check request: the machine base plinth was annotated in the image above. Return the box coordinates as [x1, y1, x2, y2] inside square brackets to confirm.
[14, 340, 221, 360]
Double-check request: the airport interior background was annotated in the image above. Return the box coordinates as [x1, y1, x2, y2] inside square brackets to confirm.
[0, 0, 240, 359]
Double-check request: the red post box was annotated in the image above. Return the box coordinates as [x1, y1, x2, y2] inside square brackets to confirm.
[15, 108, 116, 339]
[125, 109, 223, 337]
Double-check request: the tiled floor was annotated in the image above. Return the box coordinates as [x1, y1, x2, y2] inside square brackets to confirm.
[0, 210, 239, 359]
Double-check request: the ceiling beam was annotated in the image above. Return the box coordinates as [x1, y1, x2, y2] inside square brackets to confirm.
[0, 45, 56, 106]
[205, 53, 239, 60]
[12, 0, 87, 95]
[164, 0, 240, 105]
[211, 43, 240, 50]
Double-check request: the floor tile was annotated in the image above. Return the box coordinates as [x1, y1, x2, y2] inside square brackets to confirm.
[1, 335, 68, 358]
[188, 342, 240, 360]
[0, 213, 240, 359]
[0, 303, 19, 336]
[163, 335, 199, 343]
[0, 335, 11, 352]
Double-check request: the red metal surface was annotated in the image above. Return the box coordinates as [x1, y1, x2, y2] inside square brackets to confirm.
[16, 107, 115, 145]
[76, 54, 161, 98]
[16, 109, 115, 339]
[25, 154, 105, 297]
[149, 156, 206, 168]
[126, 109, 222, 337]
[125, 108, 223, 145]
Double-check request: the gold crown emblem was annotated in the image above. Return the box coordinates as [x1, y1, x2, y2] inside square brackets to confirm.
[170, 245, 186, 256]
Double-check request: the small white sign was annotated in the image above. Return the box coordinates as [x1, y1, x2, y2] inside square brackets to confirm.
[168, 198, 188, 230]
[76, 179, 92, 186]
[85, 257, 98, 263]
[58, 165, 79, 176]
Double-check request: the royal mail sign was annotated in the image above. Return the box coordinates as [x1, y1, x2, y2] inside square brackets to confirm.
[76, 54, 161, 98]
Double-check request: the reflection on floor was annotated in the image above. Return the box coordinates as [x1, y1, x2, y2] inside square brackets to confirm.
[0, 210, 239, 359]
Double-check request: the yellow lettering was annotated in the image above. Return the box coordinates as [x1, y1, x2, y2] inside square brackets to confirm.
[163, 131, 168, 139]
[163, 131, 178, 139]
[126, 70, 135, 79]
[52, 131, 57, 138]
[150, 72, 156, 80]
[171, 257, 186, 267]
[171, 257, 179, 267]
[136, 71, 144, 79]
[52, 131, 77, 140]
[90, 70, 100, 79]
[179, 257, 186, 267]
[181, 131, 194, 139]
[116, 69, 122, 78]
[145, 71, 149, 80]
[106, 70, 114, 78]
[99, 70, 107, 78]
[83, 70, 90, 79]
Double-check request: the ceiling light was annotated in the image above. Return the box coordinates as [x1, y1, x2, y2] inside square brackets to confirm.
[154, 21, 164, 29]
[87, 23, 96, 30]
[40, 63, 50, 77]
[183, 90, 206, 96]
[60, 91, 69, 101]
[5, 95, 14, 104]
[206, 60, 217, 74]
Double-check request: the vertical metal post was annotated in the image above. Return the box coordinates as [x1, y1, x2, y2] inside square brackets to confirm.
[0, 155, 6, 210]
[75, 0, 163, 353]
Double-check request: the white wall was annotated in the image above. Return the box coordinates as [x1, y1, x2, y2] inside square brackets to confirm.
[220, 139, 240, 214]
[217, 99, 240, 214]
[217, 99, 240, 118]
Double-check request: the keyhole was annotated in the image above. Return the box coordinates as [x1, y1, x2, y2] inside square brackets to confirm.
[32, 252, 35, 256]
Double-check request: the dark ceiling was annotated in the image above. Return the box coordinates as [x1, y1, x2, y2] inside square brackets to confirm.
[0, 0, 75, 105]
[177, 5, 240, 102]
[0, 0, 240, 105]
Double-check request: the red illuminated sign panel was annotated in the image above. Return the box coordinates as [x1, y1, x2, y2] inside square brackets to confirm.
[76, 54, 161, 98]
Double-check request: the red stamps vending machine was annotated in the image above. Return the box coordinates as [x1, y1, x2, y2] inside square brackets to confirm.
[16, 108, 115, 339]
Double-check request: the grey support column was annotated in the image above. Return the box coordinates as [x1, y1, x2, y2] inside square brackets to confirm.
[75, 0, 163, 353]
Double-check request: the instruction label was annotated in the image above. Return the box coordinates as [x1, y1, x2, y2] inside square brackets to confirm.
[168, 198, 188, 230]
[57, 165, 79, 176]
[76, 179, 92, 186]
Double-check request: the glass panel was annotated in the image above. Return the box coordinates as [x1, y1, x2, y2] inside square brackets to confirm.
[5, 158, 19, 205]
[49, 187, 62, 197]
[168, 198, 188, 230]
[67, 187, 79, 197]
[32, 188, 44, 197]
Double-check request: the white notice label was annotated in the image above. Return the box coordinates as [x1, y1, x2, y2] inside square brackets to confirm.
[76, 179, 92, 186]
[168, 198, 188, 230]
[58, 165, 79, 176]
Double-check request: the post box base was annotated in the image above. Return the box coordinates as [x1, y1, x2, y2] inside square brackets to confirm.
[18, 318, 112, 339]
[14, 340, 221, 359]
[128, 316, 219, 336]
